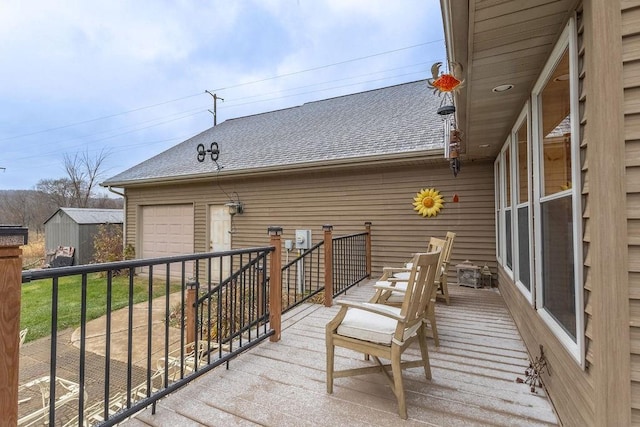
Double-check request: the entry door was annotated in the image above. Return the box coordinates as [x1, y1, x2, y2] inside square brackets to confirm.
[209, 205, 231, 282]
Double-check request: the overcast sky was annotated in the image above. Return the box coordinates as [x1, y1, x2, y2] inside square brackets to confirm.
[0, 0, 445, 192]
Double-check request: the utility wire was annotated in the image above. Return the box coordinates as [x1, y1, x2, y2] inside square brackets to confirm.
[207, 41, 442, 92]
[0, 40, 442, 143]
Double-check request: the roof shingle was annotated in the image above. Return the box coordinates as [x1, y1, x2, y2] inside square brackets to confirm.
[103, 80, 443, 186]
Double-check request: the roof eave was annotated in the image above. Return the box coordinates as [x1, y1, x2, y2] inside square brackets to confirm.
[101, 149, 445, 189]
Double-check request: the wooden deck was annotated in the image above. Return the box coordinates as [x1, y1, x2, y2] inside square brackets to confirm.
[123, 281, 559, 426]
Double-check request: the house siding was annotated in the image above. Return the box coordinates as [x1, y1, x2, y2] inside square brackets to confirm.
[623, 1, 640, 423]
[122, 160, 496, 281]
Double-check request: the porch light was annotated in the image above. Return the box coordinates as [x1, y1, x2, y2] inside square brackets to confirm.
[225, 200, 243, 216]
[225, 192, 244, 216]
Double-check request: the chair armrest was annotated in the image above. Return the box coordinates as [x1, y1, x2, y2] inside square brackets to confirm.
[373, 283, 406, 293]
[335, 299, 404, 321]
[382, 266, 411, 273]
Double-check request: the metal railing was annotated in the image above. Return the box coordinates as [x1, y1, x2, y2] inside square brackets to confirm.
[19, 247, 273, 427]
[14, 224, 371, 426]
[280, 227, 370, 312]
[281, 240, 324, 313]
[332, 231, 369, 296]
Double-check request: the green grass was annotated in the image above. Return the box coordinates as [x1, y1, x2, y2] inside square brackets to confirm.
[20, 274, 181, 343]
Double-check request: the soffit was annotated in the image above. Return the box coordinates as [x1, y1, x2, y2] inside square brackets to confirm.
[441, 0, 577, 159]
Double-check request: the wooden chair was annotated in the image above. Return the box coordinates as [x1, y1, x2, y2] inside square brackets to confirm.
[370, 237, 446, 346]
[19, 328, 28, 347]
[436, 232, 456, 304]
[326, 251, 440, 420]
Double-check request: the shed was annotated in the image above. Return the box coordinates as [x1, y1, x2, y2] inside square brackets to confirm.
[44, 208, 123, 265]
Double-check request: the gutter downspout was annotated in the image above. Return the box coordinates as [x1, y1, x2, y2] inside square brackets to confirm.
[107, 186, 128, 254]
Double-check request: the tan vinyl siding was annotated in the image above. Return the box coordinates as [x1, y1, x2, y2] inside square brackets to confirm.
[123, 160, 495, 281]
[499, 268, 594, 425]
[577, 9, 594, 370]
[625, 2, 640, 420]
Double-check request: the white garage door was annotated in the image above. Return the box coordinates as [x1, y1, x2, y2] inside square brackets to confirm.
[141, 205, 194, 276]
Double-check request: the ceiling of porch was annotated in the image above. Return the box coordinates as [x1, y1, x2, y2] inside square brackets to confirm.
[441, 0, 577, 160]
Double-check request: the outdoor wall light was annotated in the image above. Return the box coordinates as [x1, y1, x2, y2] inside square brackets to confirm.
[225, 192, 244, 216]
[225, 201, 243, 216]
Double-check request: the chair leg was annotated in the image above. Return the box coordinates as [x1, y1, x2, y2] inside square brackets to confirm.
[326, 336, 334, 394]
[391, 346, 407, 420]
[441, 277, 450, 305]
[427, 310, 439, 347]
[417, 325, 432, 380]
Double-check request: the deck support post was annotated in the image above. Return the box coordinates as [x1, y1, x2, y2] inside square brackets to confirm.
[0, 226, 28, 426]
[268, 227, 283, 342]
[323, 225, 333, 307]
[186, 279, 197, 347]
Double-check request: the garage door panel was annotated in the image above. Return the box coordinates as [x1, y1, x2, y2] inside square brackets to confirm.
[141, 205, 194, 277]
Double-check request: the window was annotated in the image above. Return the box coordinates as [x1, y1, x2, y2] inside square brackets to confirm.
[494, 17, 583, 365]
[513, 106, 533, 299]
[504, 145, 513, 271]
[532, 18, 583, 364]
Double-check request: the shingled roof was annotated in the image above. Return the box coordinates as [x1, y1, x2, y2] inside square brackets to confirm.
[102, 80, 444, 187]
[46, 208, 123, 225]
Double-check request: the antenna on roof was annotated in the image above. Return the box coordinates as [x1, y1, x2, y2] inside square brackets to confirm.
[205, 90, 224, 126]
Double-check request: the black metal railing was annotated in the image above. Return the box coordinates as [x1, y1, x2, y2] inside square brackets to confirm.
[332, 232, 369, 296]
[19, 247, 273, 427]
[280, 241, 324, 313]
[279, 229, 369, 312]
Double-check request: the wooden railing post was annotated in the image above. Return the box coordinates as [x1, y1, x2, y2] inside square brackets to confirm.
[268, 227, 283, 342]
[365, 222, 372, 278]
[0, 226, 28, 426]
[186, 279, 197, 346]
[323, 225, 334, 307]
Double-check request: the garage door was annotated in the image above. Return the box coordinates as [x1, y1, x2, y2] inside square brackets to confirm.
[141, 205, 194, 276]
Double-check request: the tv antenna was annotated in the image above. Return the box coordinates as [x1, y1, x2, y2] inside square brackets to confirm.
[205, 90, 224, 126]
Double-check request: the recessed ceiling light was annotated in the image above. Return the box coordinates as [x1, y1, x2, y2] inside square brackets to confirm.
[479, 144, 491, 148]
[553, 74, 570, 82]
[492, 84, 514, 93]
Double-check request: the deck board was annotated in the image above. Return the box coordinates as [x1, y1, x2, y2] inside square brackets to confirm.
[123, 281, 558, 426]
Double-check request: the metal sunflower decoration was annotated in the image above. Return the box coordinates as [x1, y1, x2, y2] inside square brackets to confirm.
[413, 188, 444, 217]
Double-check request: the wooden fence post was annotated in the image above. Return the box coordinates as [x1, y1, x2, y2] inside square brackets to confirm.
[268, 227, 282, 342]
[323, 225, 333, 307]
[186, 279, 197, 346]
[0, 226, 28, 426]
[365, 222, 372, 278]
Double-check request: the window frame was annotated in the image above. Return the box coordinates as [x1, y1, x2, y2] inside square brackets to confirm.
[531, 17, 584, 366]
[498, 137, 514, 279]
[511, 104, 534, 304]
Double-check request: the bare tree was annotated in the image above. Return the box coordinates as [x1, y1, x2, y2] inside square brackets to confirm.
[0, 190, 55, 233]
[63, 149, 109, 208]
[36, 178, 75, 207]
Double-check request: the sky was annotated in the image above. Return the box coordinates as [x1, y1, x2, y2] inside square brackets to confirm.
[0, 0, 446, 192]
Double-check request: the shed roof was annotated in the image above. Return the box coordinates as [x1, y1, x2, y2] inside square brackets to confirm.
[102, 80, 444, 187]
[46, 208, 124, 225]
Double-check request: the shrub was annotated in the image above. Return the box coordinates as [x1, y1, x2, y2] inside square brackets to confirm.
[93, 223, 123, 264]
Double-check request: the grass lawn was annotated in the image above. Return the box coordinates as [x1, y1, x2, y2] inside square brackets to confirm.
[20, 274, 181, 343]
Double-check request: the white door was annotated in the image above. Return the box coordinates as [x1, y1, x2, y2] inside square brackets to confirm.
[208, 205, 231, 282]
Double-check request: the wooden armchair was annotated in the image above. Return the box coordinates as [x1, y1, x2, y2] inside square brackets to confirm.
[326, 251, 440, 420]
[370, 237, 446, 346]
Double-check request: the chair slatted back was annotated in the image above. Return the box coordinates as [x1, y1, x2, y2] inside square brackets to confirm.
[442, 232, 456, 268]
[396, 251, 440, 338]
